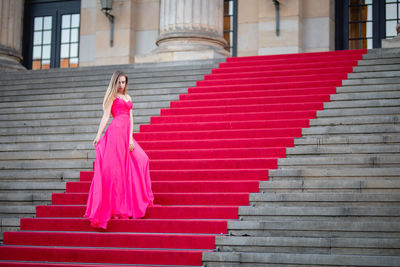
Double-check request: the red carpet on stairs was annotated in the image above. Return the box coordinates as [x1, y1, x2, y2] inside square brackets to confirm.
[0, 49, 366, 266]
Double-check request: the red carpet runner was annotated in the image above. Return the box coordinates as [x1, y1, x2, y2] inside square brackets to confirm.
[0, 49, 366, 266]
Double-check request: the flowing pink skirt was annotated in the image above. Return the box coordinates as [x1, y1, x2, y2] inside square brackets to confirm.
[84, 114, 154, 229]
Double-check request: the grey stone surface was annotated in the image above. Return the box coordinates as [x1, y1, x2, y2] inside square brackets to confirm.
[330, 91, 400, 101]
[259, 179, 400, 193]
[215, 236, 400, 255]
[362, 48, 400, 59]
[249, 192, 400, 207]
[0, 59, 220, 238]
[294, 134, 400, 145]
[203, 251, 400, 266]
[227, 220, 400, 238]
[357, 57, 400, 66]
[316, 106, 400, 118]
[337, 84, 400, 93]
[342, 77, 400, 86]
[204, 48, 400, 266]
[277, 155, 400, 167]
[353, 64, 400, 72]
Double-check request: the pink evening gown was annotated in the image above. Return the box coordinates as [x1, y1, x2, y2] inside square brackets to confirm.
[84, 97, 154, 230]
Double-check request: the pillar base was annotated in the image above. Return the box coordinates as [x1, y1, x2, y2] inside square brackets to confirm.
[0, 45, 26, 71]
[135, 48, 229, 63]
[382, 36, 400, 48]
[135, 37, 229, 63]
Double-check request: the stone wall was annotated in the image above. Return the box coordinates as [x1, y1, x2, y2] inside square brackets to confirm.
[237, 0, 334, 56]
[80, 0, 160, 66]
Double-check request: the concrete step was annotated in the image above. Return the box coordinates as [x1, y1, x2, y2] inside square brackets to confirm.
[0, 109, 159, 122]
[317, 106, 400, 118]
[238, 206, 400, 222]
[0, 58, 221, 81]
[0, 86, 188, 98]
[309, 114, 400, 127]
[227, 220, 400, 238]
[0, 101, 170, 115]
[0, 75, 207, 90]
[0, 217, 20, 241]
[259, 179, 400, 193]
[0, 205, 36, 217]
[286, 144, 400, 156]
[0, 192, 52, 204]
[353, 64, 400, 72]
[203, 251, 400, 266]
[348, 70, 400, 79]
[324, 99, 400, 109]
[0, 169, 82, 181]
[0, 94, 179, 108]
[0, 69, 212, 86]
[362, 48, 400, 59]
[0, 141, 91, 152]
[0, 150, 91, 160]
[302, 124, 400, 135]
[214, 236, 400, 256]
[358, 57, 400, 66]
[330, 91, 400, 101]
[0, 125, 99, 136]
[279, 155, 399, 167]
[0, 133, 95, 144]
[294, 134, 400, 146]
[0, 141, 93, 153]
[0, 79, 199, 91]
[249, 192, 400, 207]
[0, 89, 186, 102]
[343, 77, 400, 86]
[0, 159, 92, 170]
[0, 116, 149, 128]
[0, 181, 66, 192]
[337, 84, 400, 93]
[268, 167, 400, 180]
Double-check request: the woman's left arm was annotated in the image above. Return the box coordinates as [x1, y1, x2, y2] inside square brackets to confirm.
[128, 95, 135, 150]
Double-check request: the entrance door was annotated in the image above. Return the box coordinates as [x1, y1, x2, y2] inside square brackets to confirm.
[23, 0, 81, 70]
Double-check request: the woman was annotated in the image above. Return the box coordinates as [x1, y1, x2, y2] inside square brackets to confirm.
[84, 70, 154, 230]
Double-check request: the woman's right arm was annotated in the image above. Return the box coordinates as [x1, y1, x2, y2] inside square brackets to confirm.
[93, 102, 112, 147]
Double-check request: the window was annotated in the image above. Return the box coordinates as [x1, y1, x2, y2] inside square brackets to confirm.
[60, 13, 80, 68]
[32, 16, 52, 70]
[336, 0, 396, 50]
[23, 0, 81, 70]
[223, 0, 238, 56]
[386, 0, 400, 38]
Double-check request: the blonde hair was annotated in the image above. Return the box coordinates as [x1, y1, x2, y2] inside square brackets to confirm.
[103, 70, 129, 110]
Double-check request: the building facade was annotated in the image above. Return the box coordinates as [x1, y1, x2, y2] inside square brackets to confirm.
[0, 0, 399, 70]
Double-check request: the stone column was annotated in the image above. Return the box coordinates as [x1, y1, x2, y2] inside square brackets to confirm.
[382, 22, 400, 48]
[136, 0, 229, 63]
[0, 0, 26, 70]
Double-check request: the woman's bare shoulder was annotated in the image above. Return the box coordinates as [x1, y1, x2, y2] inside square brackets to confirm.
[126, 94, 132, 101]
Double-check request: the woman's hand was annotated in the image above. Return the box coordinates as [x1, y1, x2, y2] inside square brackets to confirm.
[93, 136, 100, 147]
[129, 138, 135, 151]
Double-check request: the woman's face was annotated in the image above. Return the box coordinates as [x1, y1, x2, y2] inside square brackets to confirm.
[117, 75, 126, 92]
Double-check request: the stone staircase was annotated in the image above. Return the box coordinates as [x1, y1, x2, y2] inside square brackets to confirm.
[0, 59, 221, 239]
[203, 48, 400, 266]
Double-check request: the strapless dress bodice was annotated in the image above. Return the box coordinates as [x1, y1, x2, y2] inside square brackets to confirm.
[111, 97, 132, 118]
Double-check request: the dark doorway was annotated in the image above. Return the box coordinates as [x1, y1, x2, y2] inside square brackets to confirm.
[23, 0, 81, 70]
[224, 0, 238, 56]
